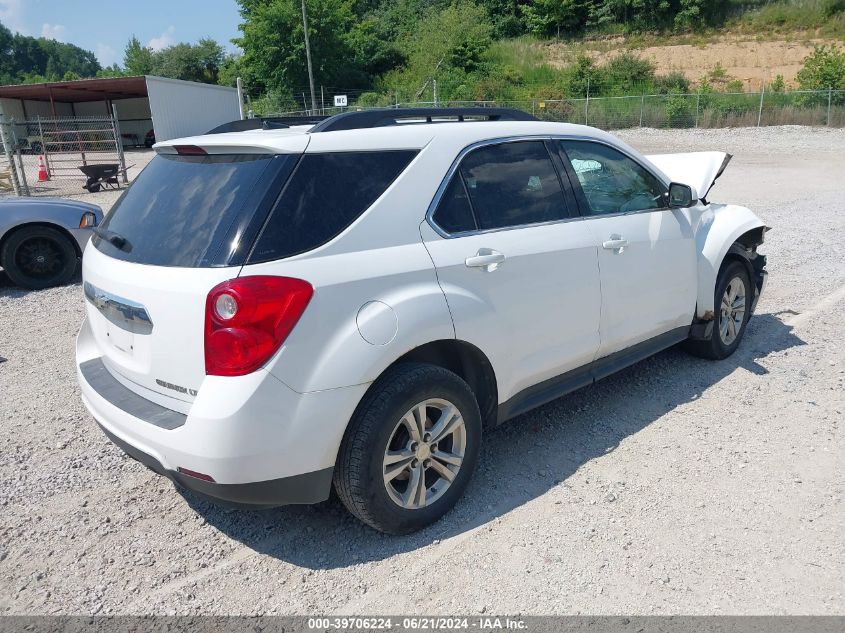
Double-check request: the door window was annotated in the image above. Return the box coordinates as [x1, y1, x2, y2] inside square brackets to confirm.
[559, 141, 667, 216]
[433, 141, 569, 233]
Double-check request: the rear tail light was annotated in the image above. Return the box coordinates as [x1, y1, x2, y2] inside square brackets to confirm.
[205, 276, 313, 376]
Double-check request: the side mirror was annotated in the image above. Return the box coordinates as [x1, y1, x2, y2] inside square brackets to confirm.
[668, 182, 697, 208]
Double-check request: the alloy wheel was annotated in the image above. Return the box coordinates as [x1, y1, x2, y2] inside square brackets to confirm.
[382, 398, 467, 509]
[719, 275, 747, 345]
[15, 237, 64, 280]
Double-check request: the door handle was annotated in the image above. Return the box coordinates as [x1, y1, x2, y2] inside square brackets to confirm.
[465, 249, 505, 271]
[602, 235, 629, 253]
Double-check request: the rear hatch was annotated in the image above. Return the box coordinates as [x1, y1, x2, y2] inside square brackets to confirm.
[82, 140, 304, 409]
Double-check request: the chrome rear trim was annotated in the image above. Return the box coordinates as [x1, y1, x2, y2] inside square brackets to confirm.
[83, 281, 154, 335]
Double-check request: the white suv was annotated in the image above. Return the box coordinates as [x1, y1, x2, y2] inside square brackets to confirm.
[76, 108, 768, 534]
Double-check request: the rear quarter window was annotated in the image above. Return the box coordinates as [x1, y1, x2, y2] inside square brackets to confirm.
[247, 150, 418, 263]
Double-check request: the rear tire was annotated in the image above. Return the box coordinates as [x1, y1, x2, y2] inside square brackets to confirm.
[685, 260, 752, 360]
[1, 225, 78, 290]
[334, 363, 482, 535]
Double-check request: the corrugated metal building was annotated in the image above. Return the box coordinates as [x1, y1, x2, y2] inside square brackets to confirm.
[0, 75, 242, 144]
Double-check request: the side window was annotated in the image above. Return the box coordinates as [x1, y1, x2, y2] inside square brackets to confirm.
[443, 141, 568, 231]
[432, 175, 477, 234]
[559, 140, 667, 216]
[248, 150, 417, 262]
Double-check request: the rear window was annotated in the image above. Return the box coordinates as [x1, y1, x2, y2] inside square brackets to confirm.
[94, 153, 278, 267]
[247, 150, 417, 263]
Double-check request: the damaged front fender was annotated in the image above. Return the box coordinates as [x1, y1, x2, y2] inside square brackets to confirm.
[693, 203, 769, 325]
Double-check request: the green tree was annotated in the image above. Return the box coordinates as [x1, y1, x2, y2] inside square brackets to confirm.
[521, 0, 588, 36]
[401, 1, 493, 83]
[96, 64, 125, 78]
[603, 53, 655, 94]
[0, 22, 100, 82]
[151, 39, 225, 83]
[562, 54, 600, 97]
[217, 53, 243, 87]
[796, 44, 845, 91]
[653, 71, 691, 94]
[123, 36, 154, 75]
[482, 0, 530, 37]
[0, 22, 17, 83]
[234, 0, 358, 97]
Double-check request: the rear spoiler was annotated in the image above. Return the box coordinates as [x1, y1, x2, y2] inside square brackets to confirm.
[646, 151, 732, 203]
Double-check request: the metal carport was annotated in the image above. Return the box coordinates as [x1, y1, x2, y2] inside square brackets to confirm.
[0, 75, 242, 144]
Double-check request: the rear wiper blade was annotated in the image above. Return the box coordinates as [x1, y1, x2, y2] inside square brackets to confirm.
[93, 227, 131, 252]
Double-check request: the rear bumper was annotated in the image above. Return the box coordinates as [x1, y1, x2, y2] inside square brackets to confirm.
[76, 318, 369, 507]
[98, 423, 333, 508]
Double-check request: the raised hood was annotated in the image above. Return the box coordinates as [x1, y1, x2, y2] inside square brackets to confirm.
[646, 151, 732, 202]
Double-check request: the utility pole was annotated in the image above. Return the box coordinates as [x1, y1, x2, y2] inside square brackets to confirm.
[301, 0, 317, 114]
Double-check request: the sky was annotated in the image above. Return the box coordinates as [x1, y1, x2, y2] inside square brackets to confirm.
[0, 0, 242, 67]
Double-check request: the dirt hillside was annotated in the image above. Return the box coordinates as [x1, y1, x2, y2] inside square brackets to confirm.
[544, 34, 844, 89]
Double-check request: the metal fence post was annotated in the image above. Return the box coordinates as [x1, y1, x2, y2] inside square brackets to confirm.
[15, 146, 29, 196]
[695, 93, 700, 128]
[639, 94, 644, 127]
[111, 104, 128, 184]
[585, 77, 590, 125]
[757, 86, 765, 127]
[0, 114, 22, 196]
[828, 86, 833, 126]
[236, 77, 245, 120]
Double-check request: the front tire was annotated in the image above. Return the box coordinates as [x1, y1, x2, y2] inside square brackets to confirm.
[686, 260, 752, 360]
[1, 225, 78, 290]
[334, 363, 482, 535]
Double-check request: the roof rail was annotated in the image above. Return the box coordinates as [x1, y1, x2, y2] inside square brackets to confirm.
[206, 115, 329, 135]
[308, 107, 537, 133]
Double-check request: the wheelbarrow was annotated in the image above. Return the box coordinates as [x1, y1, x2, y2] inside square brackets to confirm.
[79, 163, 131, 193]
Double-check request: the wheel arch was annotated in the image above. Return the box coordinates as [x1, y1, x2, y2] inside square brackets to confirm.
[380, 339, 499, 427]
[695, 205, 767, 320]
[0, 221, 83, 259]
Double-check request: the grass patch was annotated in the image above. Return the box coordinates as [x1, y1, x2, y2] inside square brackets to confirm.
[728, 0, 845, 37]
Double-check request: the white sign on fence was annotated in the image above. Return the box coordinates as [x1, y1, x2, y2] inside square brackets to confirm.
[333, 95, 348, 107]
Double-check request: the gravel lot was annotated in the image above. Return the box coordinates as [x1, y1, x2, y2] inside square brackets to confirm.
[1, 126, 843, 616]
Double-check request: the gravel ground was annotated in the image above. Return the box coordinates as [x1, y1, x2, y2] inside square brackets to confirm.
[1, 126, 843, 615]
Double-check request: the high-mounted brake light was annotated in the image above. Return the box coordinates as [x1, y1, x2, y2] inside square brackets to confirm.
[174, 145, 207, 156]
[204, 276, 313, 376]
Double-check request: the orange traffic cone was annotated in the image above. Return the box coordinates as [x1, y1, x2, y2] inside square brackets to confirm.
[37, 155, 49, 182]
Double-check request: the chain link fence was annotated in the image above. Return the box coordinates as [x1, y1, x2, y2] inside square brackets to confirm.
[3, 88, 842, 198]
[0, 115, 130, 198]
[267, 88, 845, 129]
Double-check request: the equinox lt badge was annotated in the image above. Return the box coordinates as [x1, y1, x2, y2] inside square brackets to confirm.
[155, 379, 198, 397]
